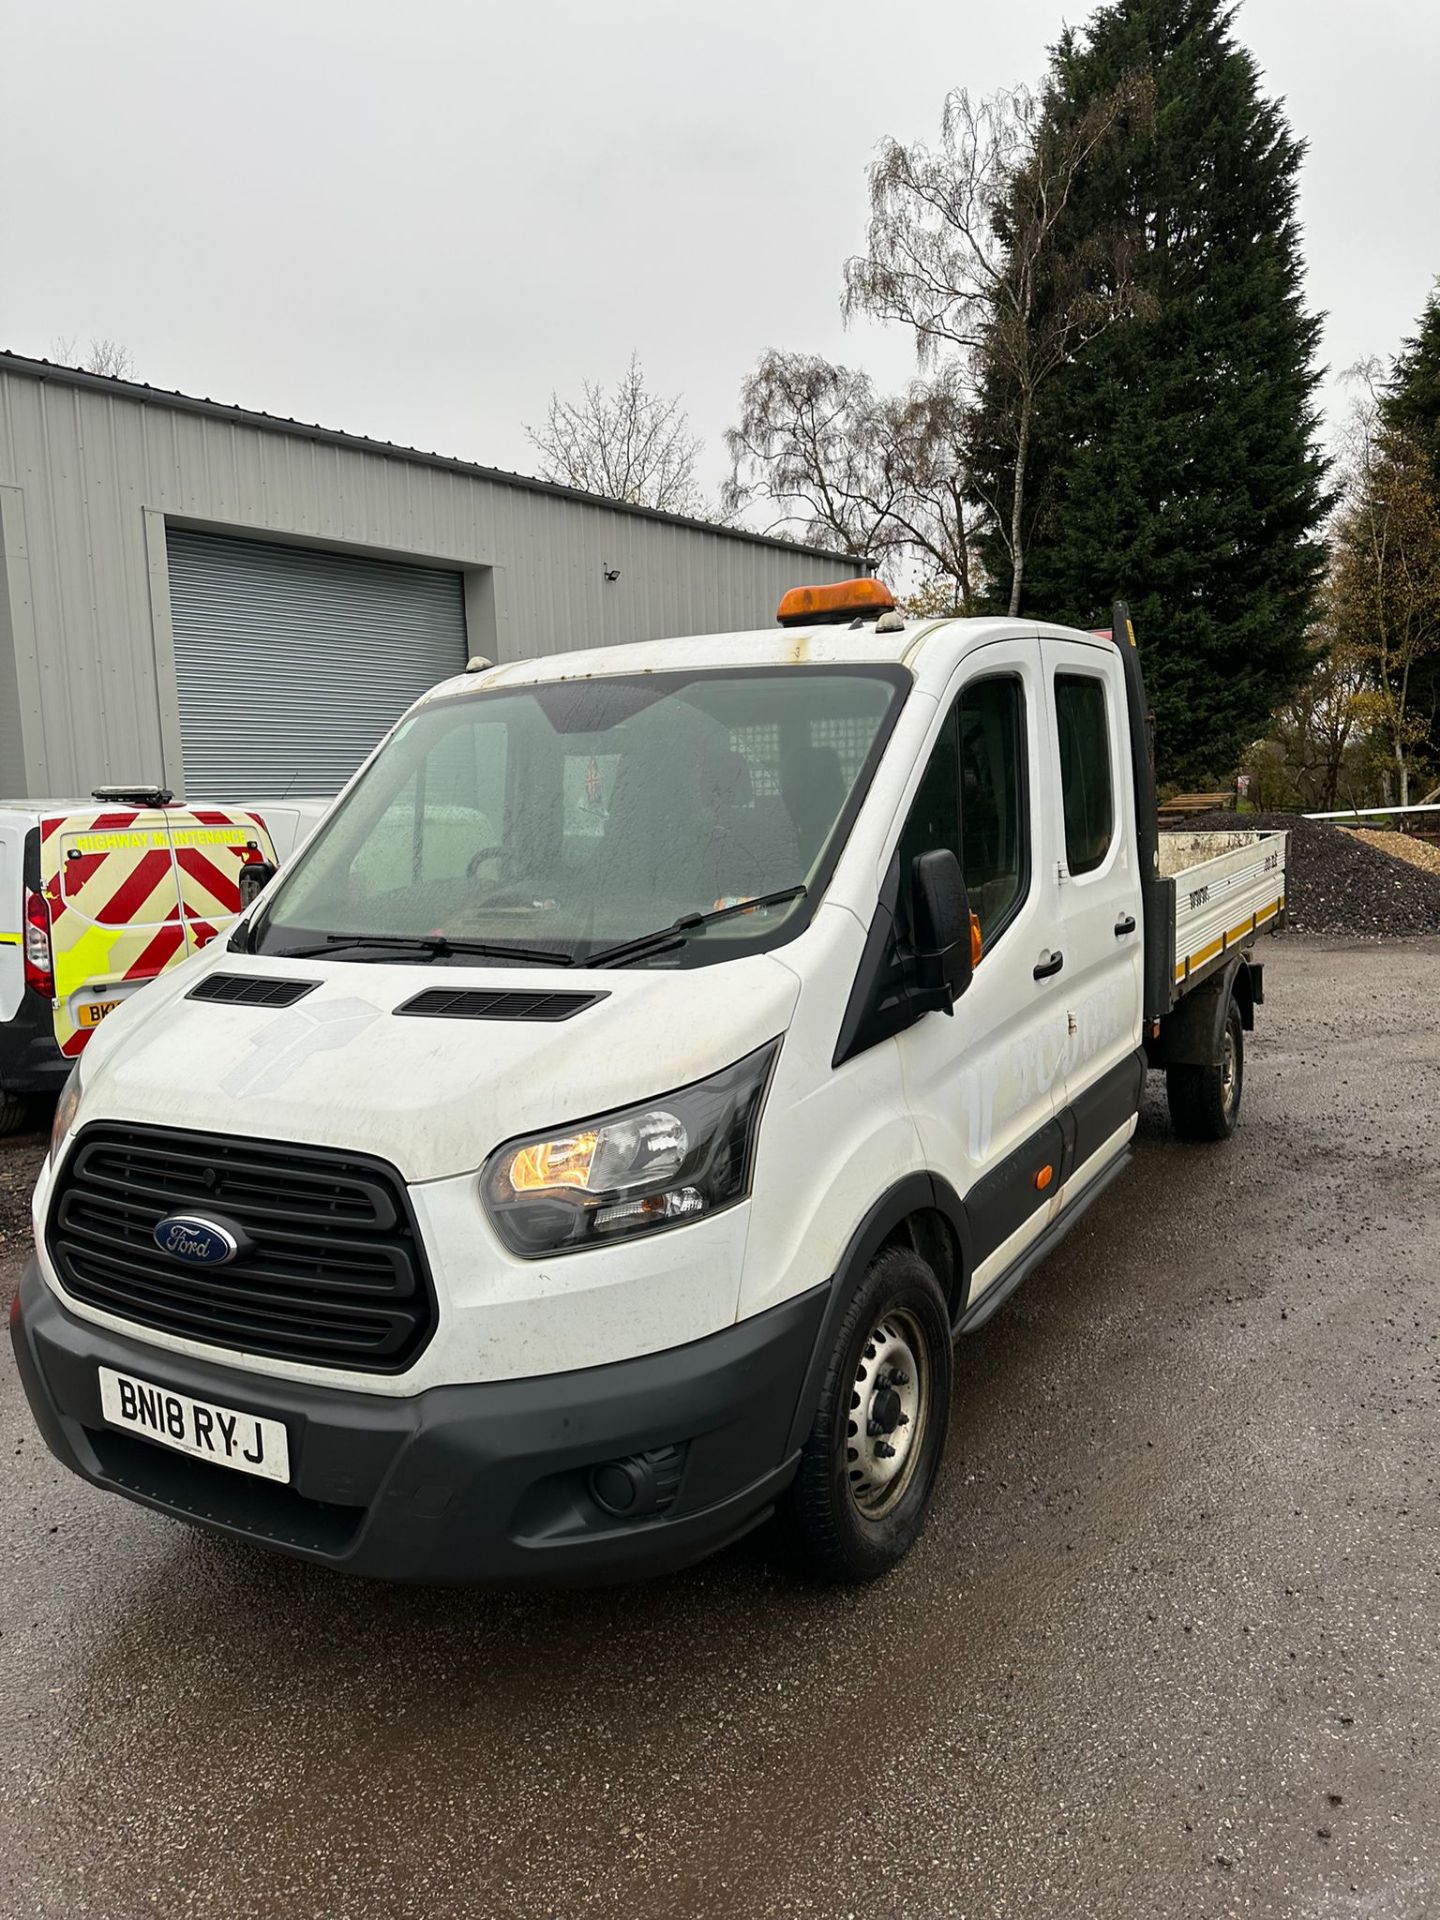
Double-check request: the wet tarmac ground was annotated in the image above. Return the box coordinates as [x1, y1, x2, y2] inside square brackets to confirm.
[2, 936, 1438, 1920]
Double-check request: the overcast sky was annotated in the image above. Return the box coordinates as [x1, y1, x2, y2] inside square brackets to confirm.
[4, 0, 1438, 515]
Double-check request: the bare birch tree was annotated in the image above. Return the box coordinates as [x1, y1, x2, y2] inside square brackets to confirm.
[842, 77, 1152, 614]
[724, 352, 982, 610]
[525, 354, 705, 516]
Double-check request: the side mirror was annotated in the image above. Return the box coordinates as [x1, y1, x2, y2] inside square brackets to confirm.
[237, 859, 278, 909]
[910, 849, 979, 1012]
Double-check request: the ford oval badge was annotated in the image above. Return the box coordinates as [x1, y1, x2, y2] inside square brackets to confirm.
[153, 1214, 242, 1266]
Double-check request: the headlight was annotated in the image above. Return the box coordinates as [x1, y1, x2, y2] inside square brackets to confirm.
[50, 1057, 84, 1163]
[482, 1041, 780, 1256]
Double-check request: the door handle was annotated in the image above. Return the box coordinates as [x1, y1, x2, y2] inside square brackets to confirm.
[1033, 949, 1064, 981]
[1114, 914, 1137, 938]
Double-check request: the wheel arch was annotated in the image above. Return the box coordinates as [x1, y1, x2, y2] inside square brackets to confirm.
[782, 1172, 972, 1456]
[1151, 952, 1253, 1069]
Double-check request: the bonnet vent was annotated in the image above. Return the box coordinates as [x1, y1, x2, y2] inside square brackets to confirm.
[395, 987, 607, 1022]
[187, 974, 318, 1008]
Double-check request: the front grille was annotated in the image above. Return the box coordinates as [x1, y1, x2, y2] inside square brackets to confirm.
[395, 987, 606, 1022]
[188, 974, 317, 1008]
[49, 1124, 435, 1372]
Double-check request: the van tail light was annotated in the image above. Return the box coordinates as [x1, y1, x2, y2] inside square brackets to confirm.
[23, 890, 55, 1001]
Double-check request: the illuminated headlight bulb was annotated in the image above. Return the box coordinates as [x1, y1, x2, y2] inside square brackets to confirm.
[482, 1043, 779, 1257]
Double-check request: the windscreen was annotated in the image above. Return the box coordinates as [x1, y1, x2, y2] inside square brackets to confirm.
[252, 667, 906, 967]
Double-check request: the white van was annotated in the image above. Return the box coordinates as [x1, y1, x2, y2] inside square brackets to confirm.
[0, 791, 324, 1132]
[12, 584, 1285, 1584]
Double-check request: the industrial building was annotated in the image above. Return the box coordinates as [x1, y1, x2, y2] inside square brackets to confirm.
[0, 352, 860, 800]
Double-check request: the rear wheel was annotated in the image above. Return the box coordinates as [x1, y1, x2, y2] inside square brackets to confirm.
[785, 1246, 952, 1583]
[0, 1091, 27, 1137]
[1167, 997, 1244, 1141]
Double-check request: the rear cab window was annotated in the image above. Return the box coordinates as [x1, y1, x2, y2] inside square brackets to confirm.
[1054, 674, 1116, 876]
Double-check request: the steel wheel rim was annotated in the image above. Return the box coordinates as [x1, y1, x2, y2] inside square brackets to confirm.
[844, 1307, 929, 1519]
[1221, 1027, 1238, 1113]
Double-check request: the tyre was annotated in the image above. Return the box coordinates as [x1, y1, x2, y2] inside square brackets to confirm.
[1167, 997, 1244, 1142]
[0, 1090, 27, 1137]
[785, 1245, 952, 1583]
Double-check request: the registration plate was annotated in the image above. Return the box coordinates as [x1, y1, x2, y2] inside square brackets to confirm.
[98, 1367, 290, 1483]
[77, 999, 121, 1027]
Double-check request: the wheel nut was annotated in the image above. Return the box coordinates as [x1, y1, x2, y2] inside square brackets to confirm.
[874, 1441, 897, 1459]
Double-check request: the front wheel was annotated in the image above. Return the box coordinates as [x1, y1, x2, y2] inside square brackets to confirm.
[784, 1246, 952, 1583]
[0, 1090, 27, 1136]
[1167, 997, 1244, 1141]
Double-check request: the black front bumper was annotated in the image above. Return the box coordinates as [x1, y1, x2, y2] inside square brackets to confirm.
[10, 1260, 827, 1585]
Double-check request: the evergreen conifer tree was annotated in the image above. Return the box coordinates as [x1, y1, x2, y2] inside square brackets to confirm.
[1383, 284, 1440, 769]
[973, 0, 1329, 783]
[1383, 285, 1440, 486]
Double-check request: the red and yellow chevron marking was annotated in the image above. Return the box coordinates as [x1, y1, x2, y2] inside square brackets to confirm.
[175, 844, 243, 916]
[61, 843, 175, 927]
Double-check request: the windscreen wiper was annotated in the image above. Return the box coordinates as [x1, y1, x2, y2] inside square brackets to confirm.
[272, 933, 573, 966]
[584, 886, 808, 970]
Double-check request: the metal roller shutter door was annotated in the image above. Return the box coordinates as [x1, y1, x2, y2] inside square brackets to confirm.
[167, 529, 467, 798]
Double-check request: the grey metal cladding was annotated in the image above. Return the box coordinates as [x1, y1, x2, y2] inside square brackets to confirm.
[0, 356, 866, 800]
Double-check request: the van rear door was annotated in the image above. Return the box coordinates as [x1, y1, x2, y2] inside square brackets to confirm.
[39, 805, 279, 1056]
[43, 807, 188, 1058]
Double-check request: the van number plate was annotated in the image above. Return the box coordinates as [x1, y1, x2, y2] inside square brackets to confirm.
[77, 1000, 121, 1027]
[98, 1367, 290, 1483]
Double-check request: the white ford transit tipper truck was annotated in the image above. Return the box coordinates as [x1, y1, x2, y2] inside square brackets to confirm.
[11, 583, 1287, 1584]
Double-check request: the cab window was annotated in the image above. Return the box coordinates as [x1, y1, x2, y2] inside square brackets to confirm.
[958, 677, 1026, 937]
[1054, 674, 1115, 875]
[899, 675, 1028, 944]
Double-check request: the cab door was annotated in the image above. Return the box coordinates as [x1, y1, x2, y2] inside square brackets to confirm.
[895, 633, 1071, 1306]
[1039, 633, 1145, 1196]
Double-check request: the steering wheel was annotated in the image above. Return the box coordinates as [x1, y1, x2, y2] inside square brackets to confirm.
[465, 845, 505, 880]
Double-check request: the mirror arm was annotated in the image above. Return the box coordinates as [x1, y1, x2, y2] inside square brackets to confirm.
[912, 942, 960, 1011]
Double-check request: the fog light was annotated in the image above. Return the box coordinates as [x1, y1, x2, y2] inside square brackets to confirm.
[587, 1444, 687, 1519]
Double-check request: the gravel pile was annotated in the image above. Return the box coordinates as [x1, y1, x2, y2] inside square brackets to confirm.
[1353, 826, 1440, 878]
[1183, 810, 1440, 937]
